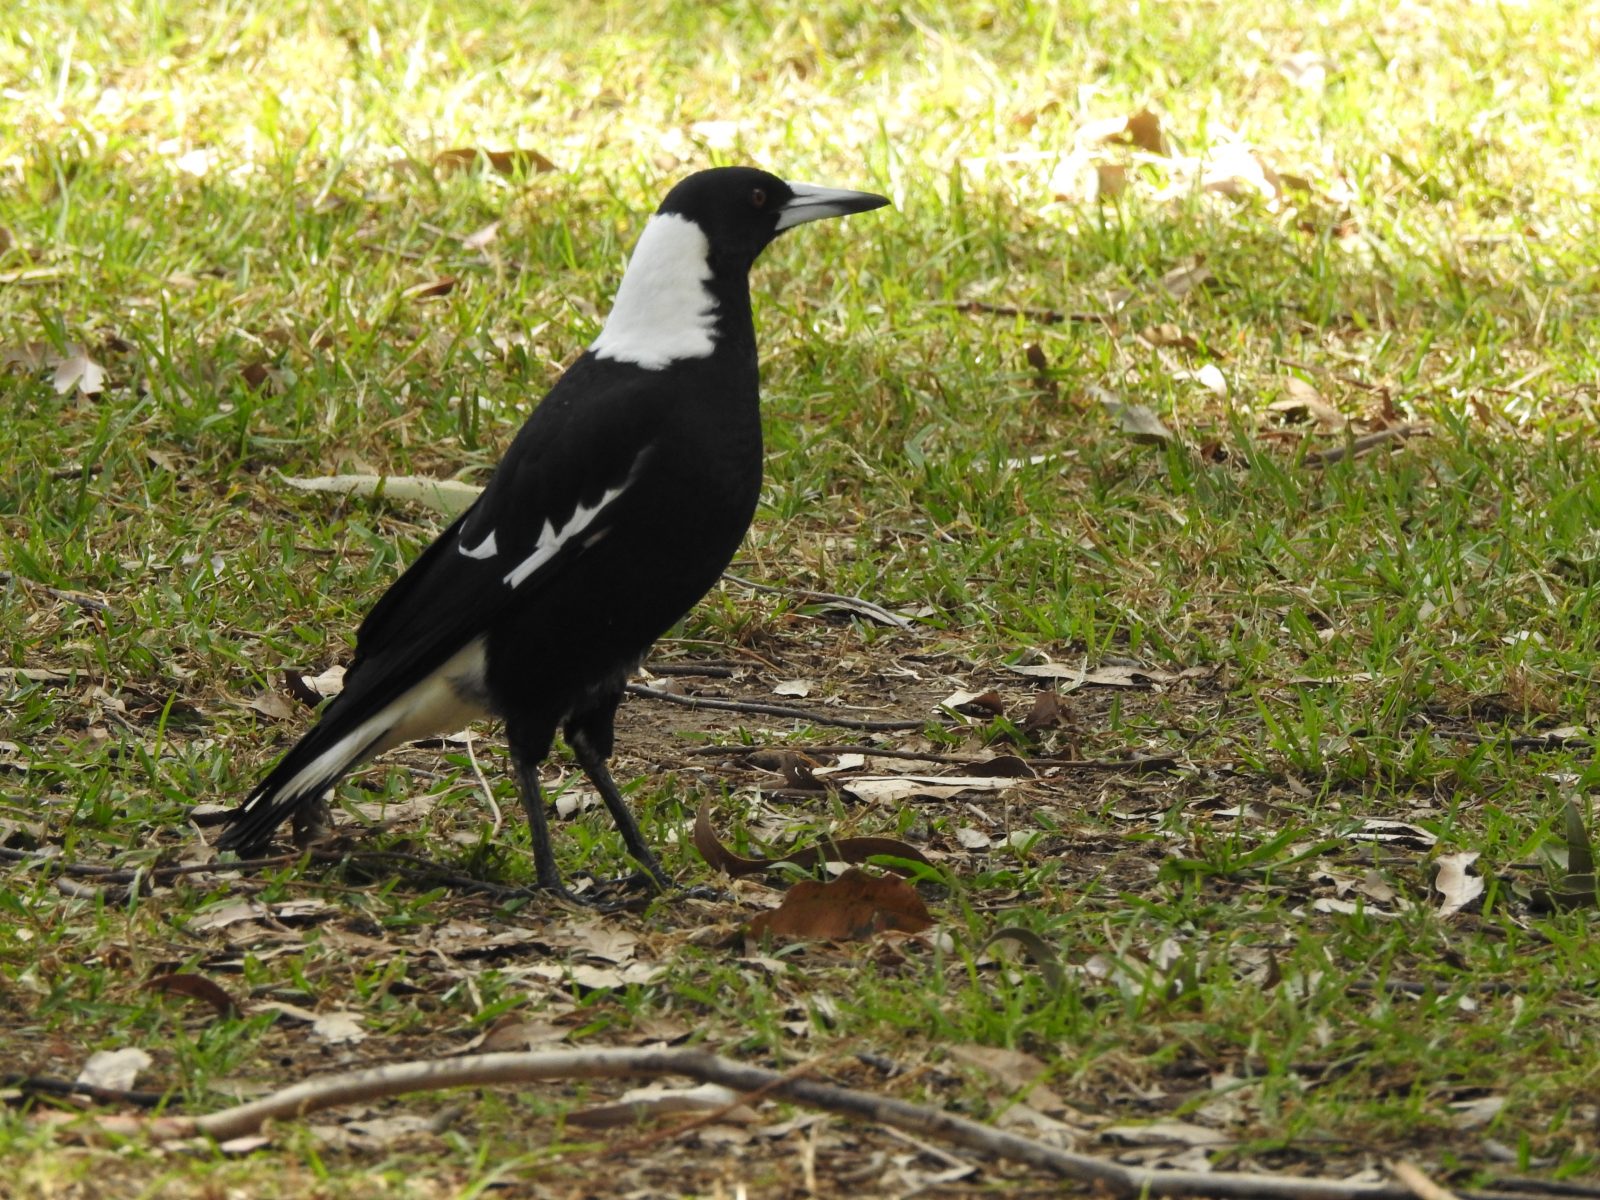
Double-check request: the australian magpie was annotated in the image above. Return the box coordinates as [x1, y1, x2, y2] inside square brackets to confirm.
[217, 166, 889, 898]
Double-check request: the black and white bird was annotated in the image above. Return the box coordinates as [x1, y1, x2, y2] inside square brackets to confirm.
[217, 167, 889, 898]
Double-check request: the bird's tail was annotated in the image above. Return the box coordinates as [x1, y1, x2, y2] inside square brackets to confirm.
[215, 695, 392, 857]
[217, 639, 491, 857]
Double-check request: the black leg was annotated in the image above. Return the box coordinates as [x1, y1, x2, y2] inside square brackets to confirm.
[565, 700, 673, 893]
[510, 748, 570, 897]
[505, 716, 593, 902]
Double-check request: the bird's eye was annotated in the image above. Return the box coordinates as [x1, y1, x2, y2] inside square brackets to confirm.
[750, 187, 767, 209]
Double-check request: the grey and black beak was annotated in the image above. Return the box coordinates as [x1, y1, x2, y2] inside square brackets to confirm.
[775, 182, 891, 231]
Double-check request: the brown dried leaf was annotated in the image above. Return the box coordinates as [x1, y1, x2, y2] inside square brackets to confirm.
[1079, 107, 1165, 154]
[243, 690, 296, 721]
[1269, 377, 1346, 430]
[747, 868, 932, 941]
[693, 803, 931, 876]
[239, 361, 272, 391]
[144, 972, 241, 1019]
[1142, 323, 1198, 352]
[433, 147, 558, 176]
[948, 1043, 1048, 1092]
[403, 276, 457, 301]
[1021, 690, 1068, 734]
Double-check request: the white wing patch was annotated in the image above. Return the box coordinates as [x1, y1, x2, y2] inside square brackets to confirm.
[458, 530, 499, 560]
[590, 213, 719, 370]
[267, 638, 489, 805]
[502, 481, 628, 589]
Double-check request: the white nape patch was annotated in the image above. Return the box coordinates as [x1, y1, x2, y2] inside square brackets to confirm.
[458, 530, 498, 560]
[590, 213, 718, 370]
[502, 482, 627, 589]
[268, 639, 490, 806]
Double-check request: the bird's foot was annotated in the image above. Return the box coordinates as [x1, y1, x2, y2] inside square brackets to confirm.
[526, 871, 723, 911]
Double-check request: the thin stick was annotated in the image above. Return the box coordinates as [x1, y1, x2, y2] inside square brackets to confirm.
[1392, 1161, 1463, 1200]
[625, 684, 933, 732]
[0, 571, 110, 613]
[1274, 356, 1382, 393]
[76, 1047, 1540, 1200]
[722, 573, 915, 629]
[1304, 424, 1424, 468]
[927, 299, 1112, 325]
[463, 732, 502, 840]
[684, 743, 989, 766]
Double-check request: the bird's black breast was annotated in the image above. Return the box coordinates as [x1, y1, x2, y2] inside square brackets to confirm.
[481, 352, 764, 722]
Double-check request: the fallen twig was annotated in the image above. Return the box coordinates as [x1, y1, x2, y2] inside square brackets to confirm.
[51, 1047, 1543, 1199]
[928, 299, 1112, 325]
[0, 571, 110, 613]
[626, 684, 933, 732]
[1, 1074, 170, 1109]
[684, 742, 990, 766]
[722, 572, 917, 629]
[1392, 1161, 1462, 1200]
[1304, 424, 1425, 468]
[1274, 356, 1383, 393]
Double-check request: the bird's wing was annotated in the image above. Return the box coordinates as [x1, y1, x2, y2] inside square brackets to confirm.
[343, 361, 661, 698]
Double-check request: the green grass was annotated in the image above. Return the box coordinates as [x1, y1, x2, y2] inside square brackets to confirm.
[5, 0, 1600, 1194]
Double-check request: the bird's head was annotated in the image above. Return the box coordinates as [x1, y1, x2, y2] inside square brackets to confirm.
[656, 166, 889, 273]
[590, 166, 889, 370]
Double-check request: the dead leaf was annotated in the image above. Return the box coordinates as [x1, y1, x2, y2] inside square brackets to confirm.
[773, 679, 813, 698]
[938, 689, 1005, 717]
[747, 868, 932, 941]
[1200, 145, 1282, 202]
[0, 666, 72, 685]
[693, 802, 932, 876]
[1280, 51, 1334, 93]
[462, 221, 500, 250]
[948, 1044, 1048, 1092]
[979, 927, 1065, 995]
[2, 341, 51, 371]
[1269, 377, 1346, 430]
[1099, 396, 1174, 444]
[1449, 1094, 1505, 1130]
[1174, 363, 1227, 396]
[841, 774, 1019, 805]
[243, 690, 296, 721]
[1157, 262, 1213, 300]
[257, 1001, 367, 1044]
[433, 147, 557, 176]
[144, 972, 241, 1019]
[964, 755, 1034, 778]
[403, 276, 457, 301]
[1103, 1119, 1234, 1149]
[50, 345, 106, 396]
[475, 1017, 569, 1053]
[1433, 851, 1484, 918]
[76, 1048, 151, 1092]
[1021, 690, 1068, 734]
[1348, 818, 1437, 849]
[569, 1082, 756, 1129]
[278, 473, 484, 518]
[1007, 661, 1205, 688]
[1025, 342, 1059, 402]
[1142, 323, 1198, 351]
[1079, 107, 1165, 154]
